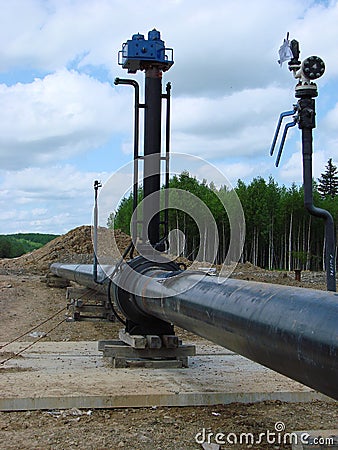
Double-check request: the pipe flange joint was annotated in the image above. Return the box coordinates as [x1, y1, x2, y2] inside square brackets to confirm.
[113, 256, 180, 324]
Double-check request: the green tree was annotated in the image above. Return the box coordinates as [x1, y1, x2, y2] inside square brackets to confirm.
[12, 233, 58, 245]
[109, 188, 143, 235]
[108, 172, 336, 271]
[317, 158, 338, 199]
[112, 194, 134, 233]
[0, 236, 11, 258]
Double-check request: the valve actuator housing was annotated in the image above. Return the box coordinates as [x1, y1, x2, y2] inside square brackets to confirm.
[118, 29, 174, 73]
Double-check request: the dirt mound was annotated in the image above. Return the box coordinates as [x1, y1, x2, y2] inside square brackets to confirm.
[0, 226, 131, 275]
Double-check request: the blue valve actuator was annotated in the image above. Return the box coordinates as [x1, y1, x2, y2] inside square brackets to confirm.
[118, 29, 174, 73]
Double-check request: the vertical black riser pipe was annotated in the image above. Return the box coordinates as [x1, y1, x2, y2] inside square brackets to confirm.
[143, 67, 162, 246]
[299, 97, 336, 291]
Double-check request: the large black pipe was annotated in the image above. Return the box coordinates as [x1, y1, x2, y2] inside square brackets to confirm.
[50, 262, 338, 400]
[52, 263, 112, 294]
[143, 67, 162, 246]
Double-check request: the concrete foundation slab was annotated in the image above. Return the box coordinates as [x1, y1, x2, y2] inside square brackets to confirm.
[0, 341, 332, 411]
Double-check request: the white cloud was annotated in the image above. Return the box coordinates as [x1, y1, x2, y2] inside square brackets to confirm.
[320, 102, 338, 159]
[292, 1, 338, 81]
[0, 165, 109, 233]
[279, 151, 303, 183]
[1, 165, 93, 199]
[278, 147, 336, 185]
[171, 86, 294, 159]
[217, 162, 259, 186]
[0, 0, 122, 72]
[1, 0, 338, 233]
[0, 70, 129, 169]
[0, 162, 139, 233]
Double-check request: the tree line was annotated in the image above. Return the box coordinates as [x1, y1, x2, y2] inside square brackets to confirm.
[110, 159, 338, 271]
[0, 233, 58, 258]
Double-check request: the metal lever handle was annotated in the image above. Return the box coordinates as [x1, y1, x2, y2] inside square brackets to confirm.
[275, 120, 297, 167]
[270, 108, 296, 156]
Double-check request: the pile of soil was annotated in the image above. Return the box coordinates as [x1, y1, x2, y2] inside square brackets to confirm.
[0, 226, 131, 275]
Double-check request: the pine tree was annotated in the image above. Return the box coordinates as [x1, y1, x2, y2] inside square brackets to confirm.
[317, 158, 338, 199]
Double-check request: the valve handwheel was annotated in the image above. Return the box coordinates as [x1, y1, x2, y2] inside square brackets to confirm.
[302, 56, 325, 80]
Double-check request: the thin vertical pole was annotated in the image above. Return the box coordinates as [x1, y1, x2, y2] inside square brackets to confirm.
[164, 82, 171, 239]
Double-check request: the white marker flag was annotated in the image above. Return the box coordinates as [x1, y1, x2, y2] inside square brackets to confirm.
[278, 34, 293, 66]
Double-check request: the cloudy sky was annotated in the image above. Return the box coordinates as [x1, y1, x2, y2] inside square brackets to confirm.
[0, 0, 338, 234]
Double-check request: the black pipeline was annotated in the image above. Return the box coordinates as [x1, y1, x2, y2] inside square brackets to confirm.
[51, 261, 338, 401]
